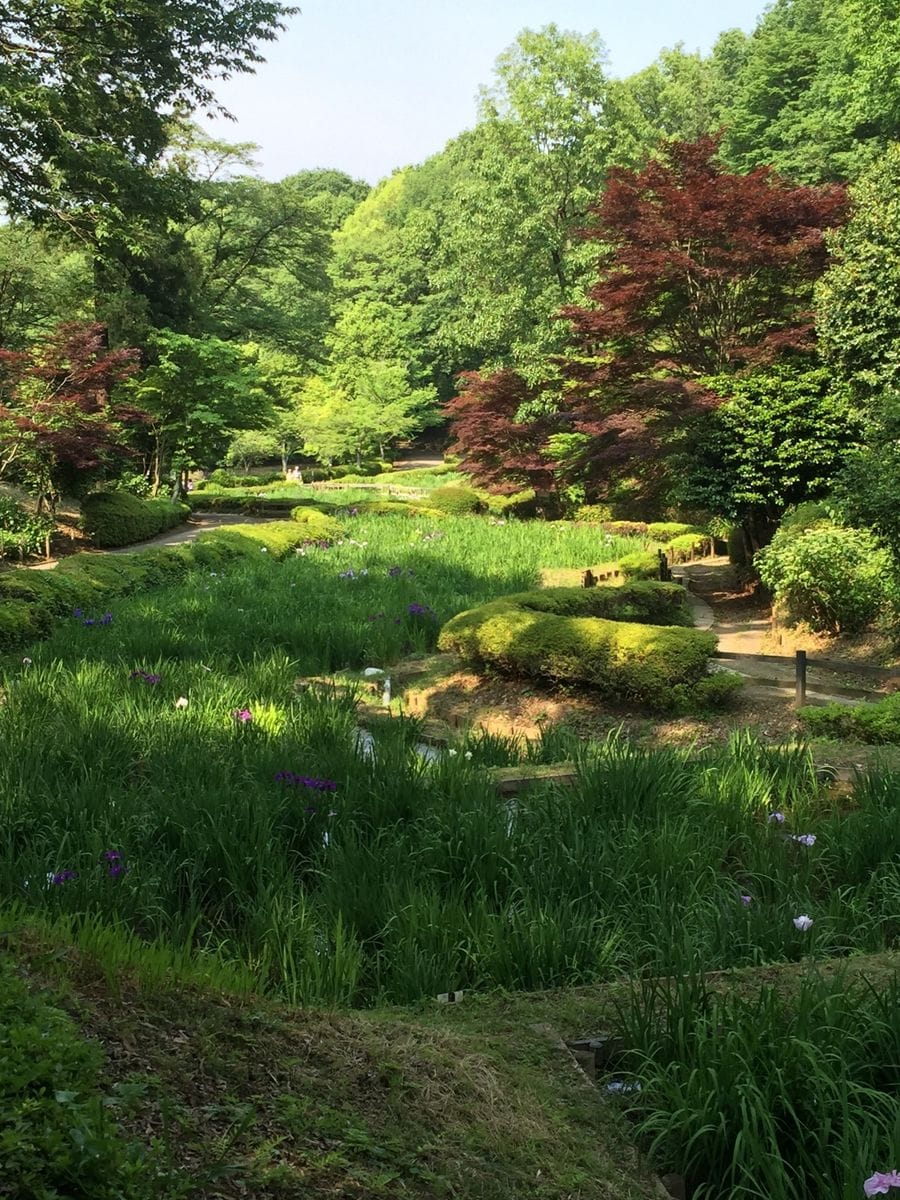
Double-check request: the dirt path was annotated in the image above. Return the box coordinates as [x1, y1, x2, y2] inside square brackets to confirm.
[678, 557, 771, 654]
[27, 514, 272, 570]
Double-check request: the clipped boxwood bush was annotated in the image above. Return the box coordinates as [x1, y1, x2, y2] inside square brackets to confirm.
[618, 549, 664, 581]
[439, 590, 717, 709]
[484, 489, 538, 519]
[429, 485, 485, 515]
[799, 694, 900, 744]
[290, 506, 344, 542]
[756, 523, 892, 634]
[646, 522, 704, 542]
[666, 532, 713, 563]
[508, 582, 693, 627]
[81, 492, 188, 548]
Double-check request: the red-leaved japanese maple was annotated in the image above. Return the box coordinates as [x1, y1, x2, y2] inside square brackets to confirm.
[445, 370, 556, 494]
[0, 322, 141, 509]
[562, 134, 846, 396]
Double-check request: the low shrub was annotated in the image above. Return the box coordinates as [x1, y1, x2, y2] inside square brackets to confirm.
[600, 520, 650, 537]
[646, 521, 704, 542]
[666, 532, 713, 563]
[799, 693, 900, 743]
[679, 670, 744, 710]
[511, 582, 693, 627]
[346, 499, 445, 519]
[0, 958, 152, 1198]
[756, 522, 892, 634]
[189, 494, 298, 516]
[618, 549, 664, 581]
[0, 496, 54, 560]
[81, 492, 188, 548]
[429, 485, 485, 515]
[484, 489, 538, 519]
[290, 506, 344, 542]
[438, 590, 717, 709]
[572, 504, 613, 523]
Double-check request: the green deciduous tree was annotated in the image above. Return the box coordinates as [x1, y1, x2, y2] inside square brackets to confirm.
[127, 330, 269, 490]
[433, 25, 611, 380]
[0, 1, 294, 224]
[817, 144, 900, 401]
[677, 364, 861, 549]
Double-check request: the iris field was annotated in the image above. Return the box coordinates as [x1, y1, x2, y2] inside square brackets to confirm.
[1, 510, 898, 1199]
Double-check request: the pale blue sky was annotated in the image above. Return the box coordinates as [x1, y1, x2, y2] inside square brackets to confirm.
[205, 0, 768, 184]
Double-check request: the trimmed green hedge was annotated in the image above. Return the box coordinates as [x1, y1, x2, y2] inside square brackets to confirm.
[81, 492, 189, 548]
[0, 521, 312, 651]
[505, 582, 693, 626]
[483, 489, 538, 519]
[290, 506, 344, 541]
[666, 532, 713, 563]
[618, 550, 664, 580]
[429, 486, 485, 515]
[646, 522, 704, 542]
[188, 494, 299, 516]
[799, 694, 900, 744]
[438, 586, 718, 709]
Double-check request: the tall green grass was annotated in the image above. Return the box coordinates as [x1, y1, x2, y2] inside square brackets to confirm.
[613, 970, 900, 1200]
[0, 515, 897, 1008]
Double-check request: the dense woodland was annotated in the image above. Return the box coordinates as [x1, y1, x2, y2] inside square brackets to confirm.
[2, 0, 900, 586]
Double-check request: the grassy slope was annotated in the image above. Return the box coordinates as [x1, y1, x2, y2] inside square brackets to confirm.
[13, 930, 899, 1199]
[9, 931, 664, 1200]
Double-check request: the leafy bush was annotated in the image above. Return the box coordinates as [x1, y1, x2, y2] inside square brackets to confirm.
[81, 492, 188, 548]
[483, 489, 538, 518]
[510, 582, 693, 627]
[799, 692, 900, 743]
[289, 506, 344, 542]
[646, 522, 704, 542]
[428, 485, 485, 515]
[756, 522, 892, 633]
[0, 958, 151, 1197]
[0, 496, 54, 560]
[439, 591, 717, 709]
[666, 532, 712, 563]
[779, 501, 833, 533]
[618, 549, 664, 580]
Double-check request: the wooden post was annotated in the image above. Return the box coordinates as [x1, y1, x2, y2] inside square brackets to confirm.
[795, 650, 807, 708]
[658, 550, 670, 582]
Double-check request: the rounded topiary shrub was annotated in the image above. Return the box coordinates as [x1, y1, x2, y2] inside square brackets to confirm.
[439, 586, 717, 709]
[756, 522, 892, 634]
[81, 492, 189, 548]
[646, 522, 704, 542]
[290, 506, 344, 542]
[428, 485, 485, 515]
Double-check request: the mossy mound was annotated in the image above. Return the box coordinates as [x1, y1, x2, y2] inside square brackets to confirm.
[439, 584, 717, 709]
[289, 506, 344, 542]
[81, 492, 189, 548]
